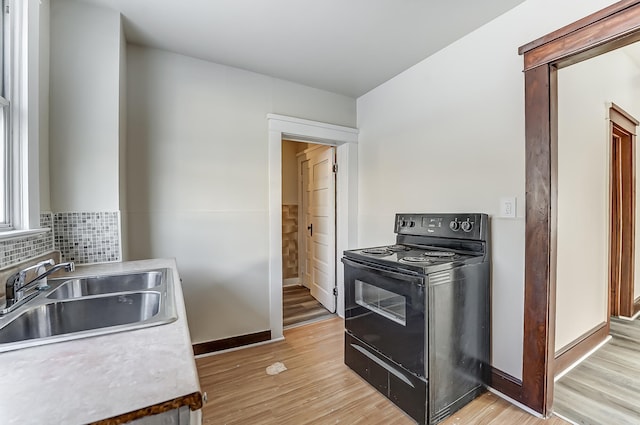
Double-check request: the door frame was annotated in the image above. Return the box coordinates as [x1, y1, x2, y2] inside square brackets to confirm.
[608, 103, 638, 318]
[518, 0, 640, 416]
[268, 114, 358, 339]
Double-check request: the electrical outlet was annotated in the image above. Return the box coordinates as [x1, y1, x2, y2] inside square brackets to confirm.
[500, 197, 516, 218]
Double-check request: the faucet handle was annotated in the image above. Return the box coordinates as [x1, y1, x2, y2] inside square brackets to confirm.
[5, 259, 54, 299]
[5, 272, 25, 293]
[23, 259, 55, 273]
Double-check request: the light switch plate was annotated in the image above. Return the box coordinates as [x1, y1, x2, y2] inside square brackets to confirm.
[500, 197, 517, 218]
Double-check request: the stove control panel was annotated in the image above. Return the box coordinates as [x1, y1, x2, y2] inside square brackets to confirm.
[395, 213, 487, 240]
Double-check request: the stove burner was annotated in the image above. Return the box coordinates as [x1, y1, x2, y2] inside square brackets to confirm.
[362, 247, 391, 255]
[388, 245, 410, 252]
[423, 251, 456, 258]
[400, 256, 432, 263]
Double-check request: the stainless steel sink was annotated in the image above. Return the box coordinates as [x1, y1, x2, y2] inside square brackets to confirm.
[0, 268, 177, 352]
[0, 293, 160, 344]
[47, 271, 162, 299]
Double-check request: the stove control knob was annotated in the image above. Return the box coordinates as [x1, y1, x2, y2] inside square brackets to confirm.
[400, 220, 407, 227]
[461, 220, 473, 232]
[449, 220, 460, 231]
[409, 221, 415, 227]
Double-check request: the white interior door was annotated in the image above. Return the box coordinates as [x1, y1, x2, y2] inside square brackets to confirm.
[307, 146, 336, 312]
[301, 159, 312, 288]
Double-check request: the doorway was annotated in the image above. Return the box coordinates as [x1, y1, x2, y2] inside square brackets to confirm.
[609, 104, 638, 319]
[282, 140, 336, 327]
[268, 114, 358, 340]
[519, 2, 640, 415]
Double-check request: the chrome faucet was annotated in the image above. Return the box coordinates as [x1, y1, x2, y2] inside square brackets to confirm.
[1, 260, 75, 314]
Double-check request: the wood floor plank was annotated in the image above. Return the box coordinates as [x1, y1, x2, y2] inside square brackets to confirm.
[196, 317, 570, 424]
[554, 316, 640, 425]
[282, 285, 334, 327]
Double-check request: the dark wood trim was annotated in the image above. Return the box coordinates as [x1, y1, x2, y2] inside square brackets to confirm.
[609, 106, 637, 319]
[520, 1, 640, 416]
[490, 367, 523, 402]
[522, 63, 557, 416]
[554, 322, 609, 376]
[518, 0, 640, 54]
[90, 392, 203, 425]
[610, 129, 622, 318]
[192, 330, 271, 355]
[522, 3, 640, 71]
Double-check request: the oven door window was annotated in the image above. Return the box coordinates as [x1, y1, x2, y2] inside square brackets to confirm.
[355, 280, 406, 326]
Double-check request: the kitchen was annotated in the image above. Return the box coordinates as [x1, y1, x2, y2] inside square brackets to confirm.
[0, 0, 636, 423]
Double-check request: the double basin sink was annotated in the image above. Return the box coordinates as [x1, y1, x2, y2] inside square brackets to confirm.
[0, 269, 177, 352]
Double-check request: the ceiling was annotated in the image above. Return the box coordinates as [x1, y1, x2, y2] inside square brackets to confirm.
[76, 0, 526, 98]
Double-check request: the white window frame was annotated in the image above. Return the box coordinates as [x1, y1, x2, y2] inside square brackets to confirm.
[0, 0, 11, 229]
[0, 0, 43, 236]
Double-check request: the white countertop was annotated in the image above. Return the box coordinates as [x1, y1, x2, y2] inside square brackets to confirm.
[0, 258, 202, 425]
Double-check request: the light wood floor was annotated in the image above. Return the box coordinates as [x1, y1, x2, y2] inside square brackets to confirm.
[282, 285, 333, 327]
[196, 317, 570, 425]
[555, 316, 640, 424]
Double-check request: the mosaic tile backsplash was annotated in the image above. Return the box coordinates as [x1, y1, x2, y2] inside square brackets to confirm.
[53, 212, 121, 264]
[282, 204, 299, 280]
[0, 212, 55, 268]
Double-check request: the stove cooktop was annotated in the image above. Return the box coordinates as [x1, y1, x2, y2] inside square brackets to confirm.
[344, 213, 489, 274]
[344, 244, 481, 274]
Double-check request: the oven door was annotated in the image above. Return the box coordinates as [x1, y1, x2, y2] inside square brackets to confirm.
[342, 257, 426, 377]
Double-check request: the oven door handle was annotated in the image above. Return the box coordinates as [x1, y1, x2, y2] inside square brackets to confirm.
[342, 258, 423, 284]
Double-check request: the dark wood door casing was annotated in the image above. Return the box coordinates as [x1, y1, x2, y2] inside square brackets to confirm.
[610, 131, 623, 317]
[522, 63, 557, 413]
[519, 0, 640, 416]
[609, 111, 636, 318]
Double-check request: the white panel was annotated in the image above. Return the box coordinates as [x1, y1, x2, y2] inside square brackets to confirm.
[313, 267, 329, 287]
[314, 216, 329, 235]
[313, 188, 329, 207]
[314, 241, 329, 263]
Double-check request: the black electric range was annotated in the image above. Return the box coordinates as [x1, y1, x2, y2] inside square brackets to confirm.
[342, 213, 490, 425]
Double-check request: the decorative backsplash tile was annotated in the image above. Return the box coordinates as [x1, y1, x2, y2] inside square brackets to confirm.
[40, 212, 54, 250]
[282, 204, 299, 279]
[0, 213, 55, 268]
[53, 212, 121, 264]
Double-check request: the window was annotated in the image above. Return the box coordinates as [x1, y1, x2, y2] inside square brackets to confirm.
[0, 0, 40, 233]
[0, 0, 9, 229]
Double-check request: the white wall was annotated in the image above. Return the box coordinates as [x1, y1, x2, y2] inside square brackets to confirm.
[281, 141, 303, 205]
[118, 21, 128, 259]
[39, 0, 50, 213]
[356, 0, 616, 380]
[556, 49, 640, 350]
[49, 0, 122, 212]
[126, 45, 356, 344]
